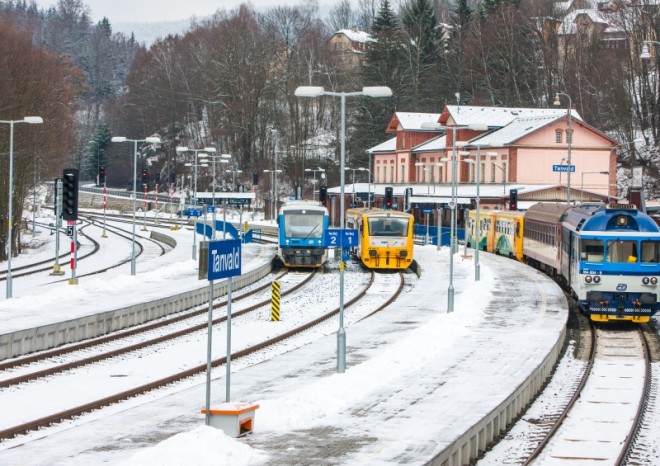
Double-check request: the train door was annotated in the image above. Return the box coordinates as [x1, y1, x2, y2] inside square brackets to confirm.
[513, 217, 524, 262]
[560, 225, 572, 286]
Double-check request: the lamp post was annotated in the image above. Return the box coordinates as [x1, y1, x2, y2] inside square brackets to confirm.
[580, 171, 609, 200]
[1, 116, 43, 298]
[304, 168, 325, 201]
[422, 122, 489, 313]
[553, 92, 573, 204]
[358, 167, 371, 208]
[111, 136, 161, 275]
[207, 154, 231, 239]
[178, 147, 213, 259]
[492, 161, 507, 204]
[345, 167, 360, 206]
[295, 85, 393, 373]
[263, 169, 282, 220]
[456, 142, 492, 282]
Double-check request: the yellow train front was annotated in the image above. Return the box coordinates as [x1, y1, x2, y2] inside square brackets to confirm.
[345, 208, 414, 270]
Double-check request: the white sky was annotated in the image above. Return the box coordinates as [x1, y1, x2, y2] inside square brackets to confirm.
[0, 206, 659, 465]
[31, 0, 316, 23]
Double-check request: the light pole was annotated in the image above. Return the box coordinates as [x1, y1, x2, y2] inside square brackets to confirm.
[421, 122, 489, 313]
[492, 161, 507, 204]
[178, 146, 213, 259]
[345, 167, 360, 206]
[207, 153, 231, 239]
[553, 92, 573, 204]
[263, 169, 282, 220]
[1, 116, 43, 298]
[456, 142, 492, 282]
[358, 167, 371, 208]
[580, 171, 609, 200]
[111, 136, 161, 275]
[295, 85, 393, 373]
[305, 168, 325, 201]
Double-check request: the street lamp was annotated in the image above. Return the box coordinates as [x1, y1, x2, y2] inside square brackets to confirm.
[295, 85, 393, 373]
[178, 146, 213, 259]
[580, 171, 609, 200]
[456, 142, 492, 282]
[421, 122, 489, 313]
[304, 168, 325, 201]
[357, 167, 371, 208]
[1, 116, 43, 298]
[263, 169, 282, 220]
[111, 136, 161, 275]
[553, 92, 573, 204]
[207, 154, 231, 239]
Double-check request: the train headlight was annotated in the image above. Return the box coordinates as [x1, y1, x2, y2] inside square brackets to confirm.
[400, 250, 408, 257]
[652, 277, 658, 285]
[585, 275, 592, 283]
[643, 277, 649, 285]
[616, 215, 628, 227]
[593, 276, 601, 284]
[369, 250, 377, 257]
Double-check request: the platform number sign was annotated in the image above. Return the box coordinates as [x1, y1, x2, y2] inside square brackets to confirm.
[324, 229, 358, 248]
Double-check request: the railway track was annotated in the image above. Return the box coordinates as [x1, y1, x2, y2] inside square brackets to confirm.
[0, 267, 406, 442]
[479, 313, 657, 466]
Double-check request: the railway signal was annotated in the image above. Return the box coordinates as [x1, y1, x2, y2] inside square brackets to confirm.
[384, 186, 393, 209]
[61, 168, 79, 221]
[98, 165, 106, 185]
[319, 185, 327, 206]
[509, 189, 518, 210]
[141, 168, 148, 186]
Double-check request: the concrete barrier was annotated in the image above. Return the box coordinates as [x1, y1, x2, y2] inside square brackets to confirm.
[0, 261, 273, 360]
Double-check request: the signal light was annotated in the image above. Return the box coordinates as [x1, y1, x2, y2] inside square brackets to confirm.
[141, 168, 148, 185]
[61, 168, 79, 221]
[384, 186, 393, 209]
[252, 172, 259, 185]
[319, 186, 327, 206]
[155, 172, 161, 185]
[98, 166, 106, 185]
[509, 189, 518, 210]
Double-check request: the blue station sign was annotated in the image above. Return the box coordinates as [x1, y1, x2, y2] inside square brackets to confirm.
[207, 239, 241, 280]
[324, 228, 359, 248]
[552, 164, 575, 172]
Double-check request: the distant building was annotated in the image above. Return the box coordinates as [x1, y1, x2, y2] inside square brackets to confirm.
[327, 27, 373, 66]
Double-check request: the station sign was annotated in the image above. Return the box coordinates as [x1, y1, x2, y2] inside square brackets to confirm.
[226, 197, 251, 205]
[324, 228, 358, 248]
[552, 164, 575, 172]
[206, 205, 215, 213]
[206, 239, 242, 281]
[186, 208, 202, 217]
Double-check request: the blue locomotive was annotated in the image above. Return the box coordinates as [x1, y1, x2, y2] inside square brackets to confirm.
[277, 200, 329, 267]
[560, 203, 660, 322]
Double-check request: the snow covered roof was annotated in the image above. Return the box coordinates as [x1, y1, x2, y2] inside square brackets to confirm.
[366, 137, 396, 153]
[412, 135, 447, 152]
[469, 113, 575, 146]
[558, 9, 609, 35]
[334, 28, 373, 44]
[445, 105, 582, 128]
[392, 112, 442, 131]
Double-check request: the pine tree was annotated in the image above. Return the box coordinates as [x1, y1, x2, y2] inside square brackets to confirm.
[400, 0, 448, 111]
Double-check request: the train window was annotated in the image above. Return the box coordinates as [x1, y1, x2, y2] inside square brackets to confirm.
[285, 211, 325, 239]
[580, 239, 604, 262]
[641, 241, 660, 263]
[606, 240, 637, 263]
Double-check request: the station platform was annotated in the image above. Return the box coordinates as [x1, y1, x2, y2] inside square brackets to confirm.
[0, 246, 568, 465]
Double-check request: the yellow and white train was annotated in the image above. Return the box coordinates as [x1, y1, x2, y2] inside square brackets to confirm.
[345, 208, 415, 270]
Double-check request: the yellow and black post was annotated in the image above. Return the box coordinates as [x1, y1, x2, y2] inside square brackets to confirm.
[271, 281, 281, 321]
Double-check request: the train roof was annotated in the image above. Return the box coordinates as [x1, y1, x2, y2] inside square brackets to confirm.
[279, 199, 327, 213]
[524, 203, 573, 224]
[346, 207, 413, 218]
[563, 203, 660, 233]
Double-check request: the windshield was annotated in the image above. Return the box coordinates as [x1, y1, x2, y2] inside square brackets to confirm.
[284, 211, 325, 239]
[368, 217, 409, 237]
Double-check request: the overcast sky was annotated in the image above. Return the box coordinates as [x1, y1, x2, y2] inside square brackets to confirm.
[32, 0, 304, 23]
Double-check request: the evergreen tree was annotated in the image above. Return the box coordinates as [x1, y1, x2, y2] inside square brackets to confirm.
[446, 0, 473, 102]
[400, 0, 448, 111]
[87, 123, 111, 183]
[350, 0, 404, 167]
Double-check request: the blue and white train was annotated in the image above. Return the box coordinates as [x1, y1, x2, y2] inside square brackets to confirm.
[559, 203, 660, 322]
[277, 200, 329, 268]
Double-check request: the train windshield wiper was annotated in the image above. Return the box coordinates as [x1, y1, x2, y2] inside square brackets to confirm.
[304, 223, 321, 239]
